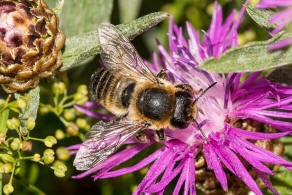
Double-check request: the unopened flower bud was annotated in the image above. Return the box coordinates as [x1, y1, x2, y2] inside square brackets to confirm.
[52, 82, 66, 95]
[0, 163, 13, 173]
[56, 147, 70, 161]
[52, 161, 67, 177]
[0, 133, 6, 144]
[16, 99, 26, 109]
[0, 154, 15, 163]
[73, 93, 88, 105]
[21, 141, 32, 151]
[66, 123, 79, 136]
[76, 118, 87, 129]
[43, 149, 55, 164]
[10, 138, 21, 150]
[77, 85, 88, 95]
[7, 117, 20, 130]
[39, 106, 49, 115]
[27, 117, 35, 130]
[44, 136, 57, 148]
[33, 153, 41, 162]
[3, 184, 14, 195]
[55, 129, 65, 140]
[64, 109, 76, 121]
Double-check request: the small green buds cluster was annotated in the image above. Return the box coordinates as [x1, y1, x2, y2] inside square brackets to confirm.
[52, 82, 66, 95]
[44, 136, 57, 147]
[52, 161, 67, 177]
[43, 149, 55, 164]
[7, 117, 20, 130]
[74, 85, 89, 105]
[3, 184, 14, 195]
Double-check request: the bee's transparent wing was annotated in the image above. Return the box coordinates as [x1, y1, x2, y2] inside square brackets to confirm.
[73, 120, 147, 171]
[98, 23, 158, 83]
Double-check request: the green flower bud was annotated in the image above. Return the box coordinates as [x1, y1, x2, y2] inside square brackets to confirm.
[10, 138, 21, 150]
[52, 161, 67, 177]
[15, 167, 21, 175]
[44, 136, 57, 148]
[77, 85, 88, 95]
[55, 129, 65, 140]
[66, 123, 79, 136]
[0, 163, 13, 173]
[33, 153, 41, 162]
[39, 106, 49, 115]
[3, 184, 14, 195]
[56, 147, 70, 161]
[73, 93, 88, 105]
[63, 108, 76, 121]
[85, 124, 91, 131]
[52, 82, 66, 95]
[43, 149, 55, 164]
[76, 118, 87, 129]
[7, 117, 20, 130]
[16, 99, 26, 109]
[27, 117, 35, 130]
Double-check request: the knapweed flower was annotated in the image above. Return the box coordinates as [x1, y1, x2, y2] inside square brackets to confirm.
[257, 0, 292, 49]
[0, 0, 65, 93]
[69, 1, 292, 194]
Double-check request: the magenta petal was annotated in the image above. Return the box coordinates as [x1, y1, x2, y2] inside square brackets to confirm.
[255, 169, 279, 195]
[73, 104, 115, 120]
[203, 143, 228, 191]
[229, 126, 290, 140]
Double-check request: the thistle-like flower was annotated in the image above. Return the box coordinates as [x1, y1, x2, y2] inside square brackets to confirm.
[0, 0, 65, 93]
[257, 0, 292, 49]
[69, 1, 292, 194]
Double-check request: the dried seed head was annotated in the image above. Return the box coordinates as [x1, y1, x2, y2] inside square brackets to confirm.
[196, 119, 284, 195]
[0, 0, 65, 93]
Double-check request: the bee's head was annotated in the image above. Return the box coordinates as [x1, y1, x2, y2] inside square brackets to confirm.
[170, 84, 196, 129]
[170, 82, 217, 129]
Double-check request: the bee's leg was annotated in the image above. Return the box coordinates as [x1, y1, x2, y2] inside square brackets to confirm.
[154, 129, 165, 143]
[157, 70, 168, 80]
[135, 131, 150, 143]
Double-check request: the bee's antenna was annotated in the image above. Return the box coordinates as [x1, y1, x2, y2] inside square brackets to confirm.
[192, 82, 217, 106]
[192, 119, 209, 143]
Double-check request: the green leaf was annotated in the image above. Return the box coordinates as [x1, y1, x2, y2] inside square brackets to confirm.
[199, 32, 292, 73]
[0, 109, 9, 134]
[119, 0, 142, 23]
[15, 87, 40, 133]
[246, 5, 277, 32]
[55, 0, 113, 37]
[60, 11, 169, 71]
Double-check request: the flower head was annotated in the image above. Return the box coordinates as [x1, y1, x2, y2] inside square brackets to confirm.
[257, 0, 292, 49]
[0, 0, 65, 93]
[69, 1, 292, 194]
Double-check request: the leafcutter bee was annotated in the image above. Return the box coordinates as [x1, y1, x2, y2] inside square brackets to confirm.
[73, 23, 216, 171]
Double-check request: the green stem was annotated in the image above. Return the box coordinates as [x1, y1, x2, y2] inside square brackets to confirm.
[28, 137, 44, 142]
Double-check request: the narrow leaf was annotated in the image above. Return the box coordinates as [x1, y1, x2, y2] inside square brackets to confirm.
[0, 109, 9, 134]
[246, 5, 277, 32]
[61, 11, 169, 71]
[199, 32, 292, 73]
[119, 0, 142, 23]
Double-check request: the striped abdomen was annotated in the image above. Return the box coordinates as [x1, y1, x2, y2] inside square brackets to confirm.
[90, 68, 136, 116]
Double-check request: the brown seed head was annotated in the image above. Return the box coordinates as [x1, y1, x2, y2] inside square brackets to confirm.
[0, 0, 65, 93]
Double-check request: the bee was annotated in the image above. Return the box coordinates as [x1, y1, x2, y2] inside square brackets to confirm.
[73, 23, 216, 171]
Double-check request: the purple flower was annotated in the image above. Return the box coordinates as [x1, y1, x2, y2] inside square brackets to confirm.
[257, 0, 292, 49]
[69, 1, 292, 194]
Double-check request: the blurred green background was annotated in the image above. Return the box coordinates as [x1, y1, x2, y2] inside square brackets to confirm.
[8, 0, 279, 194]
